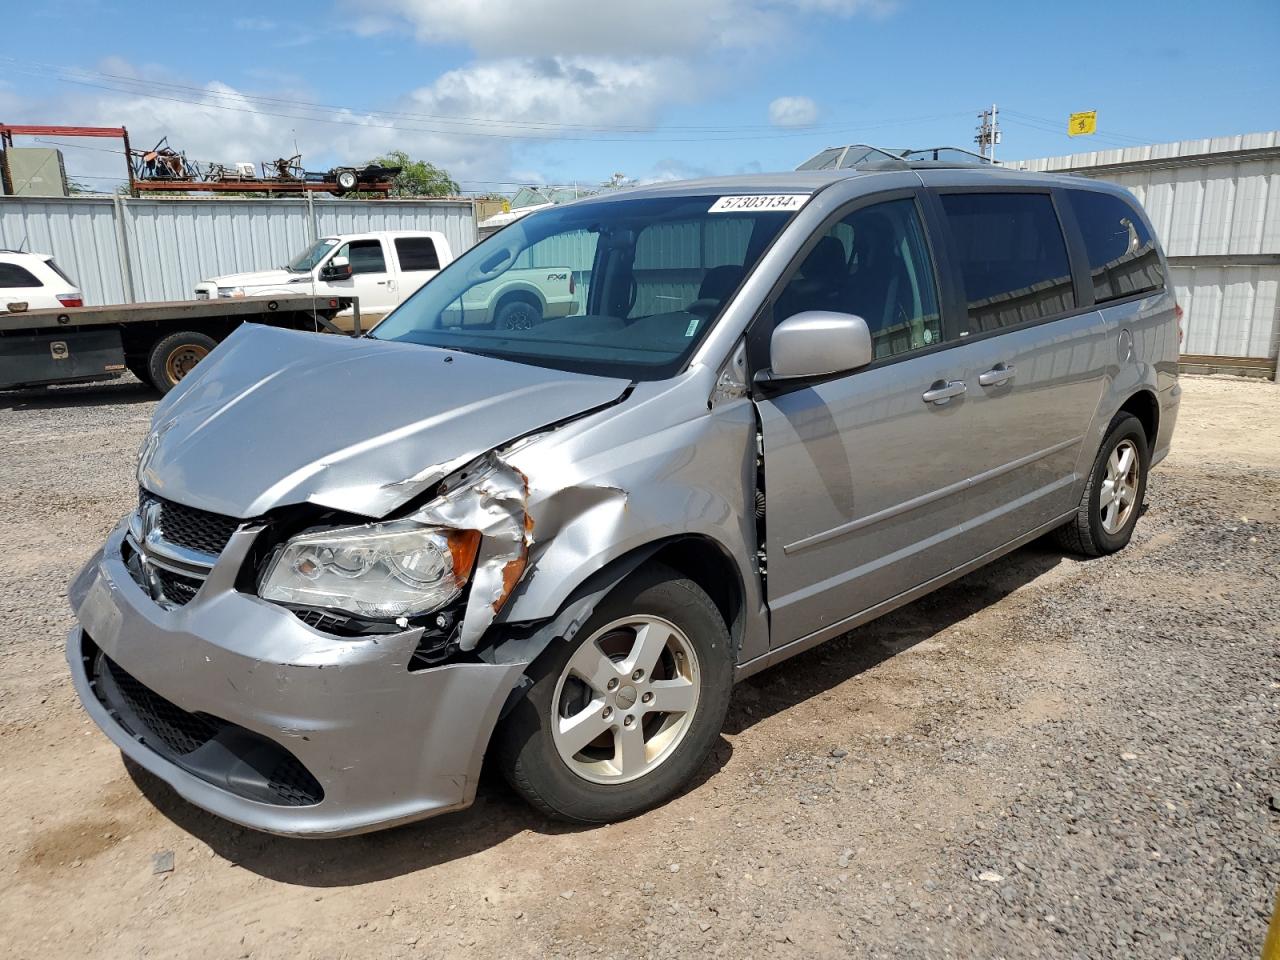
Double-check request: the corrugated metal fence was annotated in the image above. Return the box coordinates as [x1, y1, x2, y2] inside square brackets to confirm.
[0, 196, 477, 306]
[1017, 131, 1280, 373]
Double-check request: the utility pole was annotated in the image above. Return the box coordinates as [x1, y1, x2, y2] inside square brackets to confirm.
[975, 104, 1001, 162]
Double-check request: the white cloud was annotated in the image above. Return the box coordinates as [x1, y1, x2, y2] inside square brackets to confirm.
[351, 0, 891, 56]
[409, 56, 693, 132]
[769, 95, 818, 128]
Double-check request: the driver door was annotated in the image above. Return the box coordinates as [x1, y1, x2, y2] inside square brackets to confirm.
[754, 192, 988, 647]
[327, 239, 397, 317]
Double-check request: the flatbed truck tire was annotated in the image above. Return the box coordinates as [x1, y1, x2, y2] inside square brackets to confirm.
[147, 331, 217, 394]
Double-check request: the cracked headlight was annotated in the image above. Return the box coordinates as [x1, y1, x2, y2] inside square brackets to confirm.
[260, 519, 481, 619]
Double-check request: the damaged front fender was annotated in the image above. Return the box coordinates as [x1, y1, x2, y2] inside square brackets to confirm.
[410, 456, 533, 650]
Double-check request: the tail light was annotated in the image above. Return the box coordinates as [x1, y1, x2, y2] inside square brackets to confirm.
[569, 273, 576, 296]
[1174, 302, 1184, 344]
[56, 294, 83, 307]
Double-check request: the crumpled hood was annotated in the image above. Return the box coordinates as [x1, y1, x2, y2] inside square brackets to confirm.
[137, 324, 630, 518]
[201, 269, 306, 291]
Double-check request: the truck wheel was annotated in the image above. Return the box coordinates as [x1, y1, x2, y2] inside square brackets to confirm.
[147, 331, 216, 394]
[495, 563, 733, 823]
[335, 169, 358, 193]
[495, 297, 542, 331]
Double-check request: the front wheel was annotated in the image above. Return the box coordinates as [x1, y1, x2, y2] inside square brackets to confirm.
[1054, 412, 1150, 556]
[495, 564, 733, 823]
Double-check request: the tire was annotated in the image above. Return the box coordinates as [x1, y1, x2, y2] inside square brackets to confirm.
[335, 169, 358, 192]
[147, 331, 216, 394]
[1053, 412, 1149, 557]
[494, 296, 543, 331]
[495, 563, 733, 823]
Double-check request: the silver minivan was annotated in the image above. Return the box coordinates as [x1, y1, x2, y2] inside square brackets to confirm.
[67, 162, 1181, 836]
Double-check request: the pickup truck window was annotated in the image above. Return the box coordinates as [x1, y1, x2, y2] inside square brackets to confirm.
[395, 237, 441, 271]
[337, 240, 387, 275]
[0, 263, 42, 288]
[287, 238, 339, 273]
[371, 195, 800, 380]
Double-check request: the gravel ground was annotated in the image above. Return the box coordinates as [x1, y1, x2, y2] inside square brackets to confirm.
[0, 373, 1276, 960]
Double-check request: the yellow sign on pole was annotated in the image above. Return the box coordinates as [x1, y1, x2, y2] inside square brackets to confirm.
[1069, 110, 1097, 137]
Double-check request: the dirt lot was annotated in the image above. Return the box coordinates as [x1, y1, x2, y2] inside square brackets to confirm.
[1, 375, 1276, 959]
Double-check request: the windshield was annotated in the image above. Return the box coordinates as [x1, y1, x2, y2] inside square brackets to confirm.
[370, 195, 801, 379]
[286, 238, 339, 273]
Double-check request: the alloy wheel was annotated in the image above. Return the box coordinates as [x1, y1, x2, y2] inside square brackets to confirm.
[551, 615, 701, 785]
[1100, 438, 1140, 534]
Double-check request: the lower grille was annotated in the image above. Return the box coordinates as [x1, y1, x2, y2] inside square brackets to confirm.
[108, 661, 220, 755]
[154, 566, 203, 607]
[89, 640, 323, 807]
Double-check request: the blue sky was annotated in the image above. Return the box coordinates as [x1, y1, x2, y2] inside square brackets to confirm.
[1, 0, 1276, 194]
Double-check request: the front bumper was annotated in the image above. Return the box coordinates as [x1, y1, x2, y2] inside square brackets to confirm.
[67, 519, 527, 837]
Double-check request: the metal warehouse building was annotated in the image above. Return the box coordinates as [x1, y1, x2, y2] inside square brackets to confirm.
[0, 196, 477, 307]
[1016, 130, 1280, 379]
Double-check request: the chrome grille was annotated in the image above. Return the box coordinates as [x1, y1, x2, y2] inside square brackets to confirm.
[139, 489, 240, 558]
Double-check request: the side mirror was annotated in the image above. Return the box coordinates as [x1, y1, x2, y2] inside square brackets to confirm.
[320, 256, 352, 281]
[760, 311, 874, 382]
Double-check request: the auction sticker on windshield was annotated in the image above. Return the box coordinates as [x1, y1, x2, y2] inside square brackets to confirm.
[709, 194, 809, 213]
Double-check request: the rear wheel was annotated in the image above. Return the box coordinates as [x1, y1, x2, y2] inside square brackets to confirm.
[147, 331, 216, 394]
[1054, 412, 1149, 556]
[495, 297, 542, 331]
[496, 564, 733, 823]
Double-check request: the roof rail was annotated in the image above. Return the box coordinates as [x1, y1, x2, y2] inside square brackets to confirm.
[796, 144, 997, 172]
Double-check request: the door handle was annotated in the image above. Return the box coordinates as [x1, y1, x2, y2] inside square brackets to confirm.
[922, 379, 967, 405]
[978, 363, 1016, 387]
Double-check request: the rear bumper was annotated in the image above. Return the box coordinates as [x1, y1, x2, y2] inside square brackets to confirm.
[67, 519, 527, 837]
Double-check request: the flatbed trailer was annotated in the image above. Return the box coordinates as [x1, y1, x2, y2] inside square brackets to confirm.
[0, 294, 357, 393]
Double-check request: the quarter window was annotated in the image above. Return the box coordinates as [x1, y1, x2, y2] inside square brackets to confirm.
[1066, 190, 1165, 303]
[395, 236, 440, 271]
[940, 193, 1075, 333]
[0, 263, 42, 287]
[776, 198, 943, 359]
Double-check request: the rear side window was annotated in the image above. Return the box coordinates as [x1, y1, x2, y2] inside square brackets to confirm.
[395, 236, 440, 271]
[337, 240, 387, 275]
[1066, 190, 1165, 303]
[45, 260, 76, 286]
[940, 193, 1075, 333]
[0, 263, 42, 287]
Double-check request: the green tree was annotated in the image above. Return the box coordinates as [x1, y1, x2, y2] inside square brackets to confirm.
[371, 150, 460, 197]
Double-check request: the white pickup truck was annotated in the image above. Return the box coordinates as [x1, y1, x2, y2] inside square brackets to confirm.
[195, 230, 577, 330]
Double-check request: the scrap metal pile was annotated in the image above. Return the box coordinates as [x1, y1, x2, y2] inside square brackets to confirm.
[129, 138, 401, 196]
